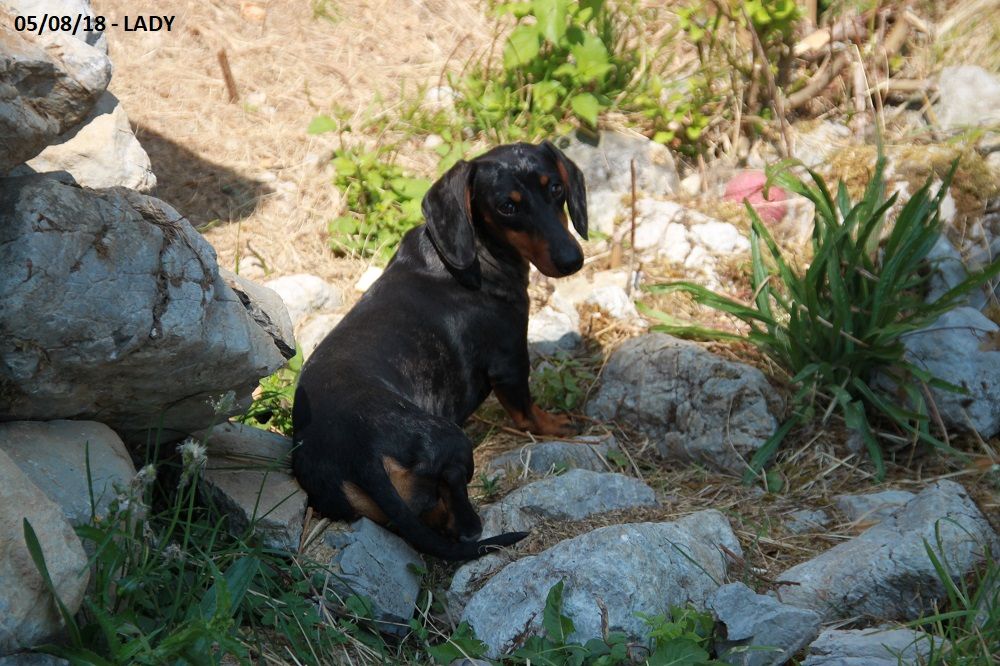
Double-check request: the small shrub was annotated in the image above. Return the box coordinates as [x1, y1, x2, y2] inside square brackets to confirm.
[531, 353, 597, 412]
[241, 347, 302, 437]
[327, 147, 431, 263]
[642, 156, 1000, 480]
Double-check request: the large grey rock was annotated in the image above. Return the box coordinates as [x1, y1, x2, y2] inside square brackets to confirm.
[0, 6, 111, 172]
[448, 466, 656, 617]
[834, 489, 915, 524]
[264, 273, 342, 328]
[197, 422, 307, 552]
[710, 582, 821, 666]
[802, 627, 942, 666]
[0, 176, 295, 439]
[934, 66, 1000, 131]
[485, 434, 619, 478]
[776, 480, 1000, 621]
[586, 333, 781, 474]
[0, 420, 136, 527]
[15, 92, 155, 191]
[901, 307, 1000, 438]
[555, 130, 680, 234]
[0, 449, 89, 654]
[318, 518, 423, 636]
[480, 469, 657, 537]
[462, 510, 740, 657]
[220, 269, 296, 360]
[924, 235, 988, 310]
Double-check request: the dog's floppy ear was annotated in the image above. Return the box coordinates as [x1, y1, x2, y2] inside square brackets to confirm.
[542, 140, 588, 240]
[422, 159, 477, 270]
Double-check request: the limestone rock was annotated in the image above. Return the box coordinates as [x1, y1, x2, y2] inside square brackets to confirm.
[710, 582, 822, 666]
[0, 177, 294, 440]
[484, 434, 619, 478]
[586, 333, 781, 474]
[776, 481, 1000, 621]
[297, 313, 345, 359]
[198, 422, 307, 552]
[527, 305, 580, 357]
[264, 274, 342, 328]
[461, 510, 740, 657]
[555, 130, 680, 235]
[480, 469, 657, 537]
[15, 91, 155, 191]
[934, 66, 1000, 131]
[0, 5, 111, 172]
[785, 509, 832, 535]
[833, 489, 915, 524]
[0, 449, 89, 654]
[900, 307, 1000, 438]
[0, 420, 136, 527]
[317, 519, 423, 636]
[802, 627, 942, 666]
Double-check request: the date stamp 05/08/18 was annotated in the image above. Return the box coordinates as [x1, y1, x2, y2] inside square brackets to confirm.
[11, 13, 174, 36]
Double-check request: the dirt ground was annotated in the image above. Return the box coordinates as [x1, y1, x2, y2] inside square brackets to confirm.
[95, 0, 493, 290]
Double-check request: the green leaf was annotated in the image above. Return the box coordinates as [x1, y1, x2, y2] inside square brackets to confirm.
[570, 33, 613, 83]
[426, 622, 487, 664]
[648, 636, 710, 666]
[534, 0, 568, 44]
[542, 580, 575, 643]
[22, 519, 83, 647]
[307, 114, 337, 134]
[570, 92, 601, 126]
[389, 177, 431, 200]
[503, 25, 540, 69]
[532, 79, 564, 113]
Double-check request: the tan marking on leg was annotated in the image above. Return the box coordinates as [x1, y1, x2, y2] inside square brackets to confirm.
[342, 481, 388, 524]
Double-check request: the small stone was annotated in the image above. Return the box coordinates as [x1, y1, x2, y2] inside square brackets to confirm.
[934, 66, 1000, 131]
[527, 306, 581, 357]
[710, 582, 821, 666]
[802, 627, 942, 665]
[355, 266, 384, 292]
[688, 221, 751, 255]
[484, 434, 619, 478]
[297, 313, 345, 359]
[264, 274, 342, 327]
[319, 519, 423, 636]
[480, 469, 657, 537]
[584, 285, 641, 322]
[197, 422, 307, 553]
[785, 509, 831, 535]
[834, 490, 916, 524]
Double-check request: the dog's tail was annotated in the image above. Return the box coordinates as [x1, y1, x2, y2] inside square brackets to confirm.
[366, 472, 528, 561]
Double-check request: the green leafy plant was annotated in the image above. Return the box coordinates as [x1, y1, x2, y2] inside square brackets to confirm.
[531, 354, 596, 412]
[642, 156, 1000, 481]
[327, 147, 431, 263]
[241, 347, 302, 436]
[455, 0, 648, 139]
[508, 581, 723, 665]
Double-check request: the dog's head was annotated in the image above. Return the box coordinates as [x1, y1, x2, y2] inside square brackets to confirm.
[421, 141, 588, 279]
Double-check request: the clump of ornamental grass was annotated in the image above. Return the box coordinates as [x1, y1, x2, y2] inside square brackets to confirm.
[641, 154, 1000, 481]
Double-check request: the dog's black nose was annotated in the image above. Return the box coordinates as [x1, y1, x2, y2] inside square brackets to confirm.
[554, 247, 584, 275]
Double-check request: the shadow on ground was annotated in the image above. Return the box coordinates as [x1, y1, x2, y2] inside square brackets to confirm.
[135, 124, 272, 228]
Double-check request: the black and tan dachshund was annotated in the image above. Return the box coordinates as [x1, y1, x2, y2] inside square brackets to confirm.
[292, 141, 587, 560]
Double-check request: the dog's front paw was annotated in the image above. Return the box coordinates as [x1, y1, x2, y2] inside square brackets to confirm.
[526, 406, 577, 437]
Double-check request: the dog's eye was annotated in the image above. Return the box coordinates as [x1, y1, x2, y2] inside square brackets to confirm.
[498, 201, 517, 217]
[550, 182, 564, 198]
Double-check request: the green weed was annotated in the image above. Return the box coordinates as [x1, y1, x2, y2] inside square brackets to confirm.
[642, 156, 1000, 481]
[241, 347, 302, 437]
[531, 353, 597, 412]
